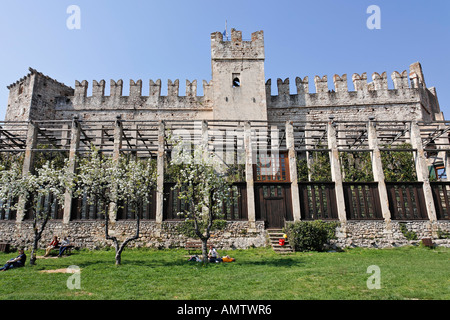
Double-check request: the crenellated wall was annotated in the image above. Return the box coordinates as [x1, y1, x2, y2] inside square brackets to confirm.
[266, 63, 442, 123]
[1, 29, 448, 254]
[4, 31, 444, 126]
[54, 78, 214, 121]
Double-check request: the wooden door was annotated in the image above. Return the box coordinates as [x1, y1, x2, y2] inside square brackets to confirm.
[255, 184, 292, 229]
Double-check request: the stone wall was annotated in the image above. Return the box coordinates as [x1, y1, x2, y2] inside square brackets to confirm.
[266, 69, 441, 123]
[211, 29, 267, 121]
[0, 220, 267, 251]
[1, 219, 449, 252]
[4, 32, 444, 125]
[5, 68, 74, 122]
[333, 220, 450, 249]
[54, 79, 213, 122]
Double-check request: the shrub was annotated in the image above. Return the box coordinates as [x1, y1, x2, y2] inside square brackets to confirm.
[284, 220, 340, 252]
[437, 228, 450, 239]
[399, 222, 418, 240]
[297, 151, 332, 182]
[339, 151, 373, 182]
[380, 143, 417, 182]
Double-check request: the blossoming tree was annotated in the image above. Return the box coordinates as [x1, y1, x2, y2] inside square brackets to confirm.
[75, 147, 157, 265]
[169, 139, 233, 263]
[0, 159, 73, 265]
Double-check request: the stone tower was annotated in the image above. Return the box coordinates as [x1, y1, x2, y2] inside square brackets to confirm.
[210, 29, 267, 121]
[5, 68, 73, 122]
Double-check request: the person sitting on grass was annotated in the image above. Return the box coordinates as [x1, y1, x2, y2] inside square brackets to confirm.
[57, 237, 70, 257]
[0, 248, 26, 272]
[208, 245, 221, 263]
[44, 235, 59, 257]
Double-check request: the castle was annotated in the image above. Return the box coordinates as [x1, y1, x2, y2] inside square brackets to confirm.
[5, 29, 443, 125]
[1, 29, 449, 251]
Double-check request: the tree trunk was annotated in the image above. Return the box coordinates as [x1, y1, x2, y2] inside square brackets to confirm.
[30, 240, 38, 266]
[115, 250, 122, 265]
[191, 195, 215, 264]
[30, 210, 49, 266]
[104, 206, 120, 265]
[115, 211, 140, 265]
[106, 201, 141, 265]
[201, 239, 209, 264]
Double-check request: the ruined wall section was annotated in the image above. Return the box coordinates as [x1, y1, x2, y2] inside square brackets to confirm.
[266, 62, 442, 123]
[5, 70, 35, 122]
[28, 69, 74, 121]
[55, 78, 214, 121]
[5, 68, 74, 122]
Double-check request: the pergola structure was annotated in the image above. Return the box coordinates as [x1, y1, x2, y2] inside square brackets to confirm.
[1, 117, 450, 229]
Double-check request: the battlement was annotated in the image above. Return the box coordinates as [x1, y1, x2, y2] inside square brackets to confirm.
[268, 70, 424, 97]
[211, 29, 264, 60]
[65, 77, 214, 115]
[266, 63, 426, 96]
[73, 78, 211, 100]
[264, 62, 439, 113]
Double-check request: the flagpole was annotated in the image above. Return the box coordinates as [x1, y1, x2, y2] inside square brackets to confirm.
[225, 20, 228, 40]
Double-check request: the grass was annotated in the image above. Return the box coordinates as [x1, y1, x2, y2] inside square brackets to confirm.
[0, 246, 448, 300]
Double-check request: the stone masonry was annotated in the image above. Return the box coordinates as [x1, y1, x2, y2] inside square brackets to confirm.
[1, 29, 449, 251]
[5, 29, 444, 125]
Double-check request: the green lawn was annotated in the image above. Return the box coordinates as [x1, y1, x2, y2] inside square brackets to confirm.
[0, 246, 448, 300]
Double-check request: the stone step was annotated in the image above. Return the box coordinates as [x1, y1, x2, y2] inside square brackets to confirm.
[269, 235, 288, 239]
[273, 248, 294, 253]
[267, 229, 283, 233]
[267, 229, 293, 253]
[269, 237, 290, 243]
[273, 246, 292, 251]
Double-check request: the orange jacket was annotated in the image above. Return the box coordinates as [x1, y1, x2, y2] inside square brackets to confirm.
[222, 257, 235, 262]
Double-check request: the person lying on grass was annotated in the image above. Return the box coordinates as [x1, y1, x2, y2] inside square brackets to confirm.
[0, 248, 26, 272]
[188, 254, 235, 263]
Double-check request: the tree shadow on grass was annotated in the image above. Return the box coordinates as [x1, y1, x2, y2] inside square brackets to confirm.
[38, 249, 305, 269]
[231, 257, 303, 268]
[70, 256, 303, 270]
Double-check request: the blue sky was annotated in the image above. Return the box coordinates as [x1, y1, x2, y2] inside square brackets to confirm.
[0, 0, 449, 119]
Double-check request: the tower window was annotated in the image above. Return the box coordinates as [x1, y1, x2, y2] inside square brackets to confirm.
[232, 73, 240, 87]
[18, 84, 24, 95]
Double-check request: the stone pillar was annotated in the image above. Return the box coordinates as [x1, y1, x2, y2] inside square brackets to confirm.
[22, 121, 38, 175]
[63, 117, 81, 224]
[61, 124, 69, 147]
[304, 127, 312, 181]
[155, 121, 165, 225]
[327, 120, 347, 223]
[367, 119, 392, 222]
[410, 121, 437, 221]
[107, 116, 123, 223]
[201, 120, 209, 158]
[16, 121, 38, 222]
[244, 122, 256, 231]
[112, 116, 123, 161]
[130, 123, 138, 156]
[286, 121, 301, 221]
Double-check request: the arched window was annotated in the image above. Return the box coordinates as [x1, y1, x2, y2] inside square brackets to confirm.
[232, 73, 241, 88]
